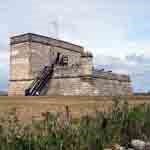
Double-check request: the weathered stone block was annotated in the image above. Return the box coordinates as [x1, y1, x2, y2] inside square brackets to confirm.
[8, 33, 133, 96]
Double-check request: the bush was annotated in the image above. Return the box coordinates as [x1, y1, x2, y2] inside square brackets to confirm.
[0, 97, 149, 149]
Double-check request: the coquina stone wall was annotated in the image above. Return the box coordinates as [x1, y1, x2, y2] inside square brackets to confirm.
[8, 33, 133, 96]
[45, 66, 132, 96]
[8, 33, 83, 96]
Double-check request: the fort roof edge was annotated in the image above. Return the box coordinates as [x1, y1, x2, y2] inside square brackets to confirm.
[10, 33, 84, 53]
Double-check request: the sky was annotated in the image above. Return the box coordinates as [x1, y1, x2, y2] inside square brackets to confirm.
[0, 0, 150, 92]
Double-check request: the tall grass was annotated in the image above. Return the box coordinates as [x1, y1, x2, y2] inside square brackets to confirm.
[0, 97, 149, 149]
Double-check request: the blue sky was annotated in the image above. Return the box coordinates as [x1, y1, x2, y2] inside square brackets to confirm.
[0, 0, 150, 92]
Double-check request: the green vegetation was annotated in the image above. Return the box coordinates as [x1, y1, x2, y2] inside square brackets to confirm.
[0, 97, 149, 149]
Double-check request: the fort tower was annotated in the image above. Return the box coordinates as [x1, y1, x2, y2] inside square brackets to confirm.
[8, 33, 133, 96]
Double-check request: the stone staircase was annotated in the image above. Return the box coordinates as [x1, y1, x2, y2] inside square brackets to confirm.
[25, 64, 54, 96]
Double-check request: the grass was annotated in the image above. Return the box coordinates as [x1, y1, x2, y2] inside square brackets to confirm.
[0, 97, 149, 149]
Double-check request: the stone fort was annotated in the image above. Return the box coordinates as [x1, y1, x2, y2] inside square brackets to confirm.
[8, 33, 132, 96]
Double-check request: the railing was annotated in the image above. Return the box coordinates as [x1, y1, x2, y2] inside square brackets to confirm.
[25, 53, 69, 96]
[25, 64, 54, 96]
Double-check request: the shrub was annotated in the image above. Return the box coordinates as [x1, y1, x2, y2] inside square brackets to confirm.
[0, 97, 149, 149]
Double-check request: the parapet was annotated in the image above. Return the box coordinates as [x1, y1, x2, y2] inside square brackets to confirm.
[81, 51, 93, 57]
[52, 65, 81, 78]
[10, 33, 84, 53]
[93, 70, 131, 82]
[48, 66, 130, 82]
